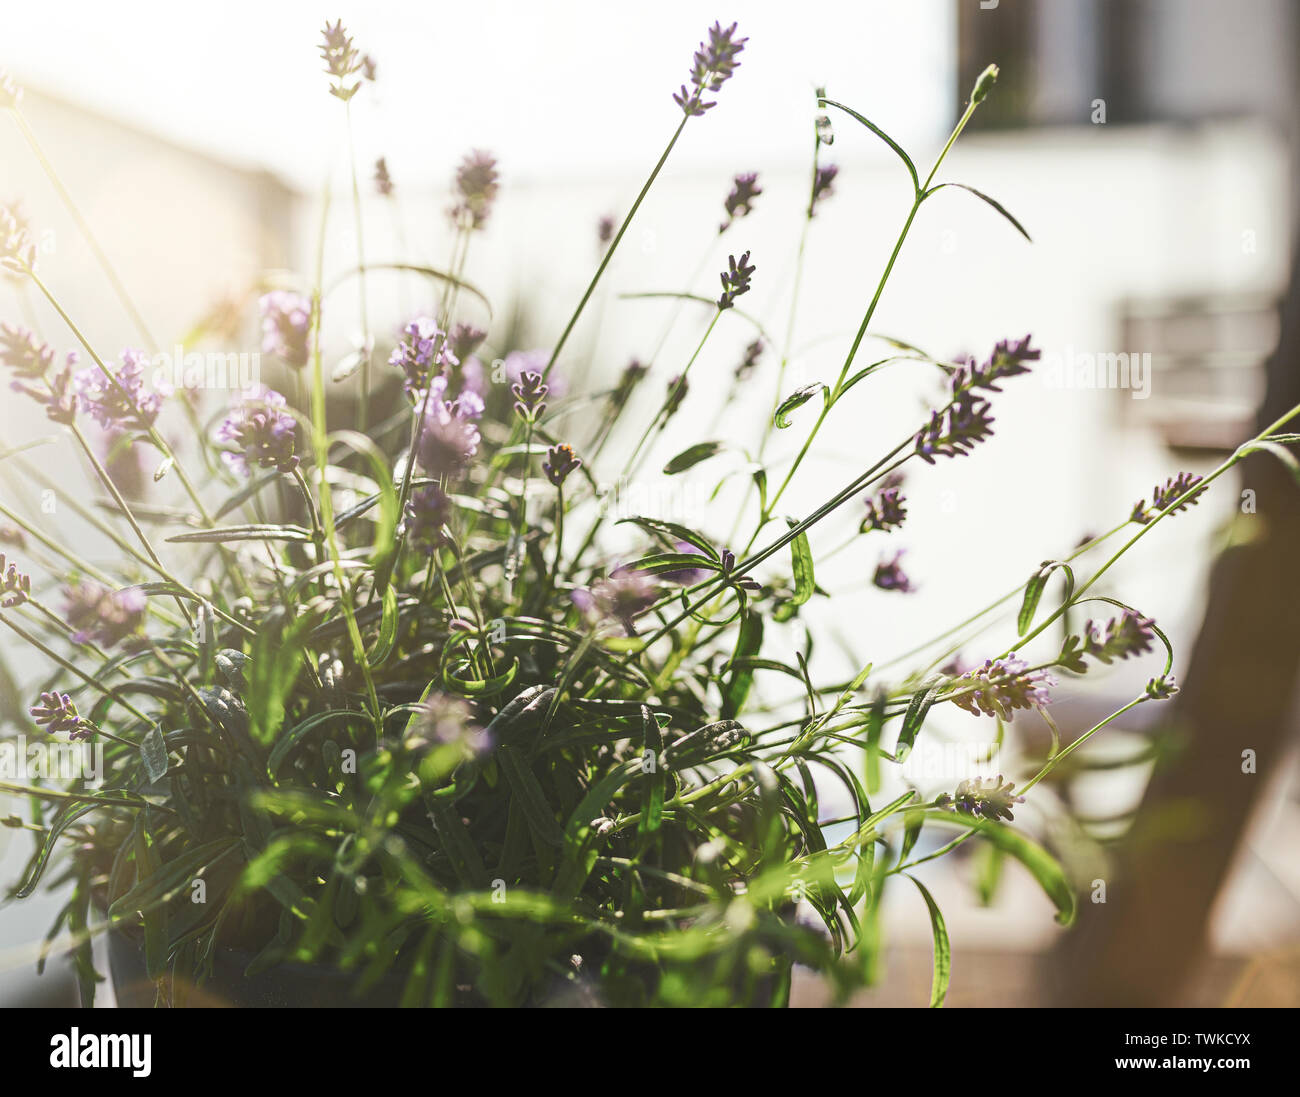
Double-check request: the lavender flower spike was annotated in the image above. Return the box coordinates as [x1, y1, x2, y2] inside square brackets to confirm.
[573, 569, 659, 636]
[0, 204, 35, 274]
[873, 550, 916, 593]
[674, 21, 748, 117]
[718, 251, 756, 310]
[0, 553, 31, 608]
[63, 583, 147, 648]
[720, 172, 762, 232]
[449, 150, 500, 231]
[217, 387, 299, 476]
[809, 164, 839, 217]
[75, 349, 166, 432]
[951, 654, 1054, 721]
[936, 775, 1025, 822]
[0, 324, 54, 378]
[320, 20, 364, 101]
[259, 291, 312, 370]
[414, 399, 481, 479]
[402, 484, 452, 553]
[543, 443, 581, 488]
[30, 691, 97, 741]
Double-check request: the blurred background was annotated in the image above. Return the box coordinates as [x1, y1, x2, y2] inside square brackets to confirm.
[1, 0, 1298, 1006]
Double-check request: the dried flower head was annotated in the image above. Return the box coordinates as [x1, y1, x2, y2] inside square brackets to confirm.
[936, 775, 1024, 822]
[75, 349, 166, 432]
[0, 553, 31, 608]
[259, 290, 312, 370]
[63, 582, 146, 648]
[217, 387, 299, 476]
[30, 691, 97, 740]
[544, 443, 581, 488]
[951, 655, 1054, 721]
[720, 172, 762, 232]
[449, 150, 499, 230]
[674, 21, 748, 117]
[718, 251, 756, 310]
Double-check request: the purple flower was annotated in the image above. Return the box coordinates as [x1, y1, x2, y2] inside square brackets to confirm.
[952, 335, 1040, 393]
[403, 483, 452, 553]
[573, 569, 659, 635]
[720, 172, 762, 232]
[862, 485, 907, 533]
[320, 20, 363, 100]
[1059, 610, 1159, 672]
[597, 214, 616, 246]
[406, 692, 490, 759]
[0, 324, 54, 378]
[1131, 472, 1206, 524]
[872, 550, 915, 593]
[75, 349, 166, 432]
[449, 150, 499, 230]
[951, 654, 1054, 721]
[415, 399, 480, 479]
[30, 691, 96, 740]
[40, 362, 79, 424]
[718, 251, 756, 310]
[543, 443, 581, 488]
[936, 775, 1024, 822]
[673, 21, 748, 117]
[63, 582, 146, 648]
[659, 541, 712, 585]
[810, 164, 839, 217]
[260, 291, 312, 370]
[915, 391, 995, 463]
[390, 317, 457, 395]
[373, 157, 394, 196]
[0, 553, 30, 608]
[1145, 675, 1179, 701]
[217, 387, 299, 476]
[1, 204, 35, 274]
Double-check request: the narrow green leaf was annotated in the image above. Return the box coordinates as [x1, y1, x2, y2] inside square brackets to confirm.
[366, 582, 400, 668]
[905, 874, 951, 1008]
[786, 518, 815, 607]
[498, 745, 564, 847]
[928, 182, 1032, 242]
[896, 683, 940, 762]
[139, 725, 168, 783]
[722, 609, 763, 719]
[773, 382, 828, 429]
[663, 441, 724, 475]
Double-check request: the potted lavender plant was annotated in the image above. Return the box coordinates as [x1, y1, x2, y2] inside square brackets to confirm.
[2, 21, 1297, 1008]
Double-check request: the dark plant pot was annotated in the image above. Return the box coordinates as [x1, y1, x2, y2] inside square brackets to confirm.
[102, 929, 411, 1008]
